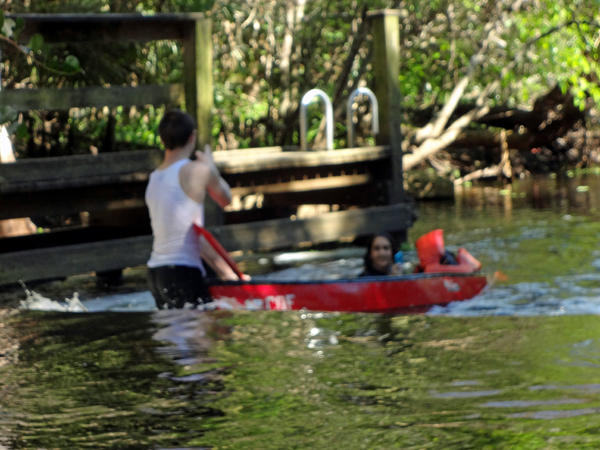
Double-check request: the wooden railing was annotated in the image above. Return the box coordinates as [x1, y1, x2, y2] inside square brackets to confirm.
[0, 84, 185, 112]
[0, 11, 415, 286]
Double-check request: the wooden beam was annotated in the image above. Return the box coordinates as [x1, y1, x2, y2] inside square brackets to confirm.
[0, 202, 417, 286]
[0, 147, 393, 222]
[182, 19, 213, 150]
[214, 146, 296, 157]
[230, 174, 371, 196]
[182, 18, 218, 227]
[0, 147, 391, 222]
[368, 10, 405, 204]
[0, 224, 150, 253]
[228, 183, 386, 210]
[7, 13, 205, 44]
[0, 84, 184, 112]
[0, 147, 390, 194]
[0, 149, 162, 193]
[211, 203, 417, 252]
[0, 184, 148, 220]
[0, 174, 382, 221]
[214, 146, 392, 174]
[0, 177, 385, 222]
[0, 235, 153, 285]
[222, 160, 382, 188]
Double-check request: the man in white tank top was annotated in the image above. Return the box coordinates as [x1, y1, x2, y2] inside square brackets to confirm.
[145, 110, 232, 309]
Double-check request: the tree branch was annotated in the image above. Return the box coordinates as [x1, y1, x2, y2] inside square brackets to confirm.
[414, 0, 526, 144]
[0, 35, 80, 77]
[405, 11, 592, 171]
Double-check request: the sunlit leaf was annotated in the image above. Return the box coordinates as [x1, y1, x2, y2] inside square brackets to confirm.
[30, 66, 38, 84]
[1, 17, 15, 38]
[64, 55, 81, 72]
[28, 33, 44, 54]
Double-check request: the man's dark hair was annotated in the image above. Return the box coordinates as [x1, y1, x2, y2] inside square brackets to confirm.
[158, 109, 196, 150]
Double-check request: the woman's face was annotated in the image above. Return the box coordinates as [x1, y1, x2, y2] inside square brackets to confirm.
[370, 236, 393, 273]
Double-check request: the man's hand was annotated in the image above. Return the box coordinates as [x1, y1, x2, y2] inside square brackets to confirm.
[194, 144, 215, 167]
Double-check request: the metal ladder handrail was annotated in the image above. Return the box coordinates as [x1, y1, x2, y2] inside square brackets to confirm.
[299, 89, 334, 151]
[346, 87, 379, 148]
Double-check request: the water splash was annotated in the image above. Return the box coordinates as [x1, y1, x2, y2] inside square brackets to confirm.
[429, 274, 600, 317]
[19, 282, 88, 312]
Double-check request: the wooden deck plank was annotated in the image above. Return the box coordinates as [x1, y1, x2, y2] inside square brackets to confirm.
[239, 183, 386, 208]
[8, 13, 206, 44]
[0, 178, 384, 221]
[230, 174, 371, 196]
[0, 203, 416, 285]
[213, 146, 392, 173]
[0, 236, 153, 285]
[0, 149, 162, 192]
[0, 147, 393, 220]
[212, 203, 416, 251]
[0, 84, 184, 112]
[0, 147, 391, 193]
[0, 185, 148, 221]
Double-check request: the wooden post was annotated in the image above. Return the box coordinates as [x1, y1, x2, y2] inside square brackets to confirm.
[367, 10, 404, 204]
[182, 18, 222, 226]
[183, 18, 213, 149]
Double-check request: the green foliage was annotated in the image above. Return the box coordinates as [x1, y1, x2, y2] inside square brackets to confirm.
[2, 0, 600, 154]
[28, 33, 44, 54]
[114, 105, 163, 147]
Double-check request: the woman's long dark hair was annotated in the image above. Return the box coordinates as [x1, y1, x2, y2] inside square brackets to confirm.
[363, 232, 398, 275]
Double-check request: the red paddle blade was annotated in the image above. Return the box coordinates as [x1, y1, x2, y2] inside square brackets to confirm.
[193, 224, 244, 279]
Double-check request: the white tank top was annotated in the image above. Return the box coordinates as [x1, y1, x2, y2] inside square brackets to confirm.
[146, 158, 205, 271]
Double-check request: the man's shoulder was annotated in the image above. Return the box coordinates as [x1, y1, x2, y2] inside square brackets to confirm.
[179, 160, 212, 201]
[181, 159, 211, 178]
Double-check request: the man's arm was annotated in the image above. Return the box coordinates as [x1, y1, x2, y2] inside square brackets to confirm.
[206, 166, 232, 208]
[195, 146, 231, 208]
[199, 235, 240, 280]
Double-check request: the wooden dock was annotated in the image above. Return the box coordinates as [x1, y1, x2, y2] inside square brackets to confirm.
[0, 146, 415, 285]
[0, 11, 413, 286]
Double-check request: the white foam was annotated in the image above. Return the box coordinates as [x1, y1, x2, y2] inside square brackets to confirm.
[16, 251, 600, 317]
[20, 291, 89, 312]
[19, 289, 156, 313]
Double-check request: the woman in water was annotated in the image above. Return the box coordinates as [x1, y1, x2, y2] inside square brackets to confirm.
[359, 232, 402, 277]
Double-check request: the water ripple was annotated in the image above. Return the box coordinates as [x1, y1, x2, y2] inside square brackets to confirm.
[508, 407, 600, 419]
[481, 399, 588, 408]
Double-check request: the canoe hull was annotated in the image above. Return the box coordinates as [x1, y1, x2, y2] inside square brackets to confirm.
[207, 273, 487, 313]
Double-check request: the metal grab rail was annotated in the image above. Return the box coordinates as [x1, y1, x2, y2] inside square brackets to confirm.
[346, 87, 379, 148]
[299, 89, 334, 151]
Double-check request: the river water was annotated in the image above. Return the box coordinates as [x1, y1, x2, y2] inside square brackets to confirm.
[3, 173, 600, 449]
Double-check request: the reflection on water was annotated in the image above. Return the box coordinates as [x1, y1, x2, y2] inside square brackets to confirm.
[529, 384, 600, 391]
[5, 174, 600, 448]
[4, 312, 600, 448]
[430, 389, 504, 398]
[482, 399, 588, 407]
[507, 408, 600, 420]
[0, 311, 226, 450]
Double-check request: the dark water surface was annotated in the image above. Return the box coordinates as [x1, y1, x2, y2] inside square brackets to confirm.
[4, 174, 600, 449]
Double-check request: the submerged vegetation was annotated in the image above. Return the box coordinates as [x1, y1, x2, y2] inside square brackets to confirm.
[4, 309, 600, 449]
[2, 176, 600, 448]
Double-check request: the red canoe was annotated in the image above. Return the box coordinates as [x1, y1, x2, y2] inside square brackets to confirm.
[206, 273, 488, 313]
